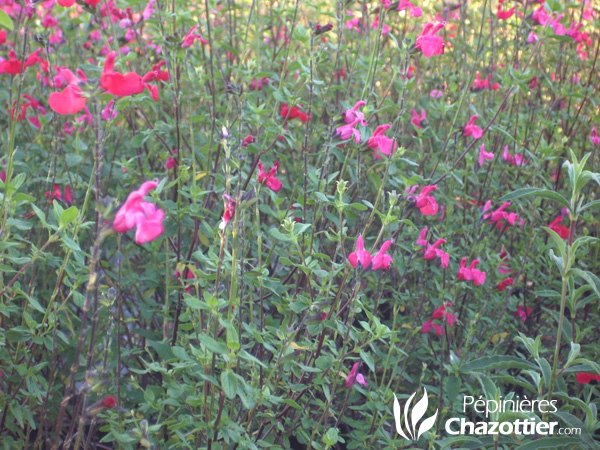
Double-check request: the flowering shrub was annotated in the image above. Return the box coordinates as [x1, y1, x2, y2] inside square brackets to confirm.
[1, 0, 600, 449]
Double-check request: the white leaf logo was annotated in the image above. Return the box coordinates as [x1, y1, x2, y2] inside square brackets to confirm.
[393, 388, 438, 441]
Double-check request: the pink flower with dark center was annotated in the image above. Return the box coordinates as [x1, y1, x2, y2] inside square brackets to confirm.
[463, 115, 483, 140]
[345, 362, 368, 387]
[411, 109, 426, 129]
[257, 161, 283, 192]
[113, 181, 165, 244]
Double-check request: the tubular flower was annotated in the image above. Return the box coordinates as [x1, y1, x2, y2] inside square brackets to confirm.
[415, 228, 449, 268]
[345, 362, 368, 387]
[342, 100, 367, 126]
[412, 185, 439, 216]
[366, 124, 397, 159]
[463, 115, 483, 140]
[348, 235, 373, 269]
[113, 181, 165, 244]
[415, 22, 445, 58]
[257, 161, 283, 192]
[457, 257, 486, 285]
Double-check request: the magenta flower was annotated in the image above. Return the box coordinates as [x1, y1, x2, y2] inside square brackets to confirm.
[257, 161, 283, 192]
[413, 185, 439, 216]
[478, 143, 494, 167]
[396, 0, 422, 17]
[590, 127, 599, 147]
[498, 246, 513, 274]
[101, 99, 117, 121]
[335, 118, 362, 143]
[348, 235, 373, 269]
[415, 22, 445, 58]
[342, 100, 367, 126]
[416, 228, 449, 268]
[457, 258, 486, 285]
[113, 181, 165, 244]
[345, 362, 368, 387]
[485, 201, 519, 228]
[371, 240, 393, 270]
[181, 25, 207, 48]
[463, 115, 483, 140]
[514, 305, 532, 322]
[527, 31, 538, 43]
[367, 124, 397, 159]
[421, 319, 443, 335]
[502, 146, 527, 166]
[410, 109, 426, 129]
[432, 302, 456, 326]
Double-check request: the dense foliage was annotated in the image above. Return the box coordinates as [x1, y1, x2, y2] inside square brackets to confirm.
[1, 0, 600, 448]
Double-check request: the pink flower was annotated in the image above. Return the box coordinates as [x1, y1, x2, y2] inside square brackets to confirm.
[415, 22, 445, 58]
[345, 362, 368, 387]
[335, 119, 362, 143]
[478, 143, 494, 167]
[497, 4, 515, 20]
[366, 124, 397, 159]
[166, 157, 177, 170]
[421, 319, 443, 335]
[101, 99, 117, 120]
[343, 100, 367, 126]
[142, 0, 155, 20]
[410, 109, 426, 129]
[463, 115, 483, 140]
[514, 305, 532, 322]
[348, 235, 373, 269]
[181, 25, 207, 47]
[250, 77, 269, 90]
[590, 127, 600, 147]
[396, 0, 422, 17]
[432, 302, 456, 326]
[219, 194, 235, 230]
[457, 258, 486, 285]
[502, 146, 526, 166]
[242, 135, 254, 147]
[485, 201, 519, 228]
[257, 161, 283, 191]
[413, 185, 439, 216]
[416, 228, 449, 268]
[371, 240, 393, 270]
[113, 181, 165, 244]
[526, 31, 538, 43]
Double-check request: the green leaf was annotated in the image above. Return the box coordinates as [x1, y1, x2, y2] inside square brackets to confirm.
[0, 10, 14, 30]
[571, 269, 600, 300]
[515, 437, 579, 450]
[59, 206, 78, 227]
[460, 356, 537, 373]
[499, 188, 571, 211]
[221, 370, 238, 399]
[323, 427, 340, 446]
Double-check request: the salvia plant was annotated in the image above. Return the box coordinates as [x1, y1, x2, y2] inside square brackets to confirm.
[0, 0, 599, 449]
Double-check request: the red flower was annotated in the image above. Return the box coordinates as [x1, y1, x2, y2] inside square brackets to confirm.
[280, 103, 309, 122]
[496, 277, 514, 291]
[457, 258, 486, 285]
[412, 185, 439, 216]
[513, 305, 532, 322]
[219, 194, 236, 230]
[463, 115, 483, 140]
[348, 235, 373, 269]
[181, 25, 207, 48]
[257, 161, 283, 192]
[45, 184, 62, 203]
[575, 373, 600, 384]
[0, 50, 23, 75]
[548, 216, 569, 239]
[102, 396, 117, 408]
